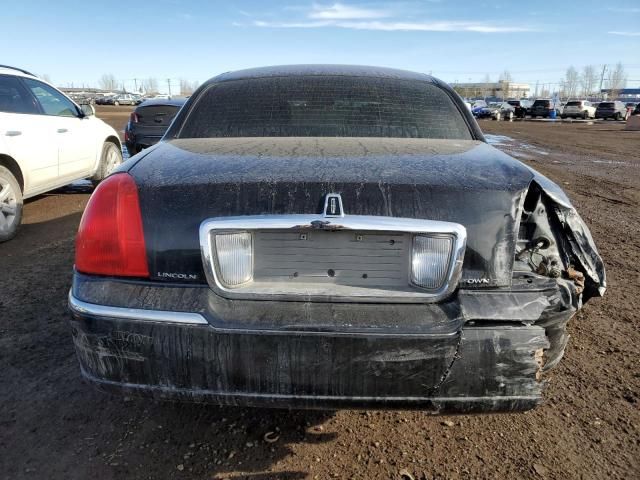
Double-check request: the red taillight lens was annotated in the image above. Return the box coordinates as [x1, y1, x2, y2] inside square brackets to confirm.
[129, 112, 139, 123]
[75, 173, 149, 277]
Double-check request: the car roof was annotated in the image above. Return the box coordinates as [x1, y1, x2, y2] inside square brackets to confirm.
[0, 65, 38, 79]
[211, 64, 437, 84]
[137, 97, 188, 108]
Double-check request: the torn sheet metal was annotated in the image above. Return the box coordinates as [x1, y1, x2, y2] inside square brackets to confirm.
[529, 172, 606, 301]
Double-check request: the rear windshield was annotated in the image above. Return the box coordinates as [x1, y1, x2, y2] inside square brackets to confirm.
[599, 102, 614, 107]
[532, 100, 550, 107]
[177, 76, 472, 140]
[136, 104, 180, 125]
[565, 101, 581, 106]
[507, 101, 520, 106]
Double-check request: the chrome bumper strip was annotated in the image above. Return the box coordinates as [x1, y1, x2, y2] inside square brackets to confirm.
[68, 291, 208, 325]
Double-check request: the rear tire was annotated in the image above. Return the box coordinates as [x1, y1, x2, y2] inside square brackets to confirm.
[583, 111, 588, 119]
[91, 142, 123, 185]
[114, 101, 120, 106]
[0, 166, 23, 243]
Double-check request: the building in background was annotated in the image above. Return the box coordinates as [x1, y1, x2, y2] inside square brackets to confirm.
[600, 88, 640, 100]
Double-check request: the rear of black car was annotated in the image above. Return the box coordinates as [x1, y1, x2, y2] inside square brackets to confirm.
[507, 100, 530, 118]
[529, 99, 555, 118]
[124, 98, 186, 155]
[595, 101, 624, 120]
[68, 66, 605, 413]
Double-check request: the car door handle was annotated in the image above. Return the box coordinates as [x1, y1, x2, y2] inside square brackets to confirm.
[57, 128, 69, 133]
[5, 131, 22, 137]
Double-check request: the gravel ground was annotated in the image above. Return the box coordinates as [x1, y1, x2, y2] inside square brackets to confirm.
[0, 108, 638, 479]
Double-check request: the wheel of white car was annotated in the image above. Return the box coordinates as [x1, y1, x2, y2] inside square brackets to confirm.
[0, 166, 23, 243]
[114, 101, 120, 106]
[495, 112, 501, 121]
[92, 142, 123, 185]
[507, 111, 513, 120]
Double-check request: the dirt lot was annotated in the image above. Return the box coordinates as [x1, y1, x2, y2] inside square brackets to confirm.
[1, 108, 638, 479]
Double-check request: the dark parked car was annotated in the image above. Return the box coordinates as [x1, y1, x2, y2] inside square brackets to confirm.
[94, 96, 112, 105]
[69, 65, 605, 413]
[529, 99, 560, 118]
[473, 102, 514, 120]
[596, 101, 628, 120]
[124, 97, 187, 155]
[506, 99, 531, 118]
[633, 103, 640, 116]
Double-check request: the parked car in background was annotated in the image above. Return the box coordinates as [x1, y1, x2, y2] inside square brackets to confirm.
[473, 102, 514, 120]
[69, 65, 604, 414]
[506, 99, 531, 118]
[0, 65, 122, 241]
[111, 94, 137, 106]
[595, 101, 628, 120]
[625, 102, 637, 117]
[633, 103, 640, 116]
[561, 100, 596, 119]
[529, 99, 560, 118]
[124, 97, 187, 155]
[95, 95, 112, 105]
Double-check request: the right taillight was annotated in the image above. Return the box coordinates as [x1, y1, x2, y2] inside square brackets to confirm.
[75, 173, 149, 278]
[410, 235, 453, 290]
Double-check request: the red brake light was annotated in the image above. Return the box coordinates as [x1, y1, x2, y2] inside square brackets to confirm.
[75, 173, 149, 277]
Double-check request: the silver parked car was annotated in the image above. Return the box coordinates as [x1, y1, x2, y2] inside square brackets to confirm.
[561, 100, 596, 119]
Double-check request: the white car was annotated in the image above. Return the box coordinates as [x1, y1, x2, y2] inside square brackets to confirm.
[0, 65, 123, 241]
[561, 100, 596, 119]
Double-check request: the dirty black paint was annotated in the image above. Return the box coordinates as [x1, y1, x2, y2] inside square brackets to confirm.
[127, 138, 533, 287]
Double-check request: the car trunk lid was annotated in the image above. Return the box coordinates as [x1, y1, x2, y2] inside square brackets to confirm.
[129, 137, 534, 291]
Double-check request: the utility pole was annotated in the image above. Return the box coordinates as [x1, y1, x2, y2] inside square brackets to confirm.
[133, 78, 138, 92]
[167, 78, 171, 97]
[599, 65, 607, 100]
[534, 80, 539, 98]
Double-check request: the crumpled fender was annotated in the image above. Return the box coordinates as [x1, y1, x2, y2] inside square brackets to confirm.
[528, 170, 606, 302]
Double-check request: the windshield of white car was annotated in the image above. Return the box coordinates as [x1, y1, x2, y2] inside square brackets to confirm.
[178, 76, 473, 140]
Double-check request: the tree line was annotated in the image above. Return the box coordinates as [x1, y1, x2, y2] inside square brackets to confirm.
[98, 74, 199, 96]
[559, 63, 627, 99]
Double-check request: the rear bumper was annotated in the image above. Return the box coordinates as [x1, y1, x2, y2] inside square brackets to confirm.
[68, 273, 577, 412]
[125, 135, 162, 154]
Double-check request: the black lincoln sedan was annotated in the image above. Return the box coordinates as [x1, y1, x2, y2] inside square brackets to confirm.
[69, 65, 605, 413]
[124, 97, 187, 155]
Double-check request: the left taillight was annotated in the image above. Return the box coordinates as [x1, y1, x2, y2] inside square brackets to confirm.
[75, 173, 149, 278]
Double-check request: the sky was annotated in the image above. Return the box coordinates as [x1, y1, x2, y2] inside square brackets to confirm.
[1, 0, 639, 93]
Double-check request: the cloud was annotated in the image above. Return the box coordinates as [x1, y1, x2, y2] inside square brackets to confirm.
[242, 2, 536, 33]
[608, 31, 640, 36]
[309, 2, 389, 20]
[253, 19, 533, 33]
